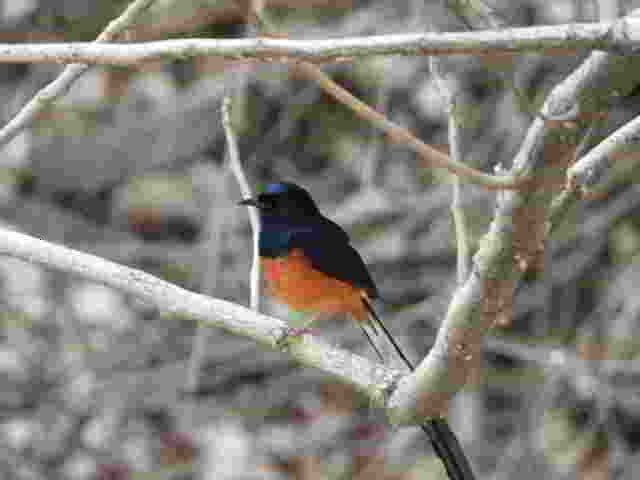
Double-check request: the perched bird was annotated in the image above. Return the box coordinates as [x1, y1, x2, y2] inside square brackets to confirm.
[239, 182, 475, 480]
[238, 182, 405, 363]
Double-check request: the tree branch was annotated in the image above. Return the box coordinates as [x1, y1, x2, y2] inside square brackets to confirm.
[0, 226, 409, 415]
[0, 19, 638, 67]
[223, 97, 262, 312]
[568, 113, 640, 189]
[387, 28, 640, 425]
[0, 0, 156, 150]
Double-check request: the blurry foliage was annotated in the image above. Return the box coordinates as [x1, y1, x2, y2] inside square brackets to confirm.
[483, 365, 545, 395]
[156, 262, 194, 285]
[268, 3, 352, 25]
[609, 221, 640, 264]
[30, 106, 104, 136]
[34, 1, 131, 40]
[125, 175, 195, 210]
[541, 408, 606, 472]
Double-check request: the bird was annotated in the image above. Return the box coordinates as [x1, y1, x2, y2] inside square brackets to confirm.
[237, 181, 404, 363]
[239, 182, 475, 480]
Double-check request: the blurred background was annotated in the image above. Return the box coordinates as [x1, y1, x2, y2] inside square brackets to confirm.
[0, 0, 638, 478]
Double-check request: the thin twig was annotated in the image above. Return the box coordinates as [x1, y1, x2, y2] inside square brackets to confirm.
[430, 57, 471, 283]
[568, 112, 640, 190]
[291, 60, 522, 189]
[0, 0, 156, 149]
[449, 100, 471, 282]
[249, 10, 525, 190]
[223, 97, 261, 311]
[183, 2, 263, 406]
[262, 10, 522, 190]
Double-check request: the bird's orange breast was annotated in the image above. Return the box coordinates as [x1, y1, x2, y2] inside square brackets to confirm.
[261, 249, 367, 321]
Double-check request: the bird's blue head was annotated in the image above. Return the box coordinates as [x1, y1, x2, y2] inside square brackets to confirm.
[238, 182, 320, 219]
[238, 182, 322, 257]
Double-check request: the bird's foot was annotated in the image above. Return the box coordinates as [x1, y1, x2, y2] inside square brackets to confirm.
[276, 327, 317, 348]
[286, 327, 316, 337]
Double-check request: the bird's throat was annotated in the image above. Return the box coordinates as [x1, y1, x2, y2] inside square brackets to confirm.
[263, 258, 284, 282]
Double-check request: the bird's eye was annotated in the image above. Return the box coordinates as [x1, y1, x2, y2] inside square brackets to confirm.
[259, 195, 277, 209]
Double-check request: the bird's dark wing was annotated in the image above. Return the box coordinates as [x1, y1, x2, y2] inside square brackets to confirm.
[288, 226, 379, 299]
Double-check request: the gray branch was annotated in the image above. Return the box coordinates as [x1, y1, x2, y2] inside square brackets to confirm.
[0, 0, 157, 152]
[568, 113, 640, 188]
[0, 19, 639, 65]
[388, 34, 640, 425]
[0, 226, 409, 418]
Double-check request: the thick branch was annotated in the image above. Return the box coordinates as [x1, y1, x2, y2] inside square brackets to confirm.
[0, 19, 639, 65]
[0, 226, 402, 412]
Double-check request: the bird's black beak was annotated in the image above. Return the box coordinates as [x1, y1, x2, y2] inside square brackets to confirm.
[238, 197, 259, 207]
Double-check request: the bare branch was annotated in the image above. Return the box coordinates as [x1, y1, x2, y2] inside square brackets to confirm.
[430, 59, 471, 283]
[0, 226, 407, 416]
[568, 113, 640, 189]
[0, 19, 638, 67]
[0, 0, 156, 150]
[252, 12, 525, 191]
[388, 36, 640, 426]
[290, 61, 522, 190]
[223, 97, 262, 311]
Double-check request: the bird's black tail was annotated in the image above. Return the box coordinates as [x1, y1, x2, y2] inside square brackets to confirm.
[356, 320, 385, 364]
[363, 299, 415, 370]
[362, 298, 476, 480]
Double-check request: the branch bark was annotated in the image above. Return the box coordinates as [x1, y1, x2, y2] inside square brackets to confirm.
[0, 226, 405, 414]
[0, 0, 156, 150]
[568, 112, 640, 189]
[387, 26, 640, 424]
[0, 19, 639, 66]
